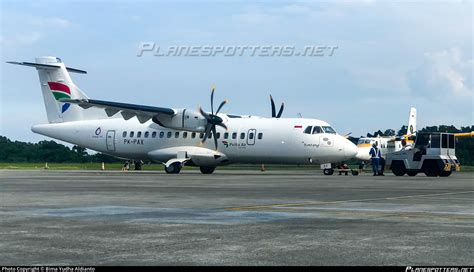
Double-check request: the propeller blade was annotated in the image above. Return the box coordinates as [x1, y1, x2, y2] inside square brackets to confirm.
[199, 107, 211, 120]
[212, 125, 218, 150]
[211, 87, 215, 115]
[215, 99, 227, 114]
[270, 95, 276, 118]
[201, 124, 212, 144]
[276, 102, 284, 118]
[216, 122, 228, 130]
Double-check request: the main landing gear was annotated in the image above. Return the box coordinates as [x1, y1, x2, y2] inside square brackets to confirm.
[164, 163, 216, 174]
[199, 166, 215, 174]
[164, 162, 182, 174]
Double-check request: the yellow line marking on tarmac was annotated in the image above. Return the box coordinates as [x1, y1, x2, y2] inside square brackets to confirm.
[225, 190, 474, 211]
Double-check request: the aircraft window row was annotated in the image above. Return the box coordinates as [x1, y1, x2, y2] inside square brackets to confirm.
[357, 139, 373, 144]
[303, 126, 333, 134]
[122, 130, 264, 140]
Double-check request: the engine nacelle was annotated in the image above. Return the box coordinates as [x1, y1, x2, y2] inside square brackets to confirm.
[152, 109, 207, 132]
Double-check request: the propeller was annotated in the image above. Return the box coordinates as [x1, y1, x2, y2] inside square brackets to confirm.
[199, 87, 228, 149]
[270, 94, 284, 118]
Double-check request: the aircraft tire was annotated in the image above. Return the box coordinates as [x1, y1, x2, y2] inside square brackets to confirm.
[323, 169, 334, 175]
[200, 166, 215, 174]
[165, 162, 182, 174]
[406, 170, 418, 176]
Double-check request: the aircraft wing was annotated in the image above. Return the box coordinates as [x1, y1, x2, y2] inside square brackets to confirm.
[61, 98, 176, 123]
[454, 131, 474, 138]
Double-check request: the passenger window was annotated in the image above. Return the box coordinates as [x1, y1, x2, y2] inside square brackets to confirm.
[159, 131, 164, 138]
[191, 132, 196, 139]
[152, 131, 157, 138]
[183, 132, 188, 138]
[175, 132, 179, 138]
[304, 126, 313, 134]
[258, 133, 263, 140]
[130, 131, 135, 138]
[240, 133, 245, 139]
[216, 132, 221, 139]
[137, 131, 142, 138]
[249, 133, 254, 140]
[224, 132, 229, 139]
[232, 132, 237, 139]
[122, 131, 127, 138]
[199, 133, 204, 139]
[167, 132, 172, 138]
[144, 131, 149, 138]
[208, 132, 212, 139]
[312, 126, 323, 134]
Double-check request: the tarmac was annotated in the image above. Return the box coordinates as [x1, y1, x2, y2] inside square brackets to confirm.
[0, 169, 473, 265]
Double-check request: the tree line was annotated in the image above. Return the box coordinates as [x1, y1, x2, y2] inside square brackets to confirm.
[0, 136, 120, 163]
[1, 124, 473, 165]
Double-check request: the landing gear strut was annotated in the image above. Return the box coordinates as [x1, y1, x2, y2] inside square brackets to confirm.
[134, 160, 143, 171]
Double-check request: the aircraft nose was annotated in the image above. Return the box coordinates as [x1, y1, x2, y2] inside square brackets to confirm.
[344, 140, 358, 159]
[354, 149, 369, 161]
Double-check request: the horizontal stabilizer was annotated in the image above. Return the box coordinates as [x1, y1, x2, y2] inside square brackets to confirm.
[7, 61, 87, 74]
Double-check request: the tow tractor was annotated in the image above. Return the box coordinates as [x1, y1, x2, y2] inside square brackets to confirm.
[385, 132, 460, 177]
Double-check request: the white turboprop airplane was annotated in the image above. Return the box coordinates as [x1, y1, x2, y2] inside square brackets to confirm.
[8, 56, 358, 174]
[354, 107, 417, 161]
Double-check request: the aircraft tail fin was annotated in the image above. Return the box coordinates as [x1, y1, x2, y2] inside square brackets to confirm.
[7, 56, 90, 123]
[407, 107, 417, 135]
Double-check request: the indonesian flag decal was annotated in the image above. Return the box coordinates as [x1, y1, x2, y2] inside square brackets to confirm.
[294, 125, 303, 128]
[48, 82, 71, 113]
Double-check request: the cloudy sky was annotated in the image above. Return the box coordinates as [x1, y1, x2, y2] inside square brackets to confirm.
[1, 0, 472, 143]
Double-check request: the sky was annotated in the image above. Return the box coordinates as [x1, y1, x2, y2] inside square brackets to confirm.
[1, 0, 473, 143]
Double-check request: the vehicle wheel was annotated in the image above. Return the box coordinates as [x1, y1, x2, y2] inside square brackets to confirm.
[439, 171, 452, 177]
[323, 169, 334, 175]
[165, 162, 182, 174]
[423, 162, 439, 177]
[391, 161, 406, 176]
[406, 170, 418, 176]
[200, 166, 215, 174]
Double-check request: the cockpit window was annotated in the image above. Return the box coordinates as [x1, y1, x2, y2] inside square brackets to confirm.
[357, 139, 365, 144]
[312, 126, 323, 134]
[304, 126, 313, 134]
[322, 126, 336, 134]
[365, 140, 371, 144]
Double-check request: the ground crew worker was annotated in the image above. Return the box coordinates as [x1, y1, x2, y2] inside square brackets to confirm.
[379, 155, 385, 176]
[369, 143, 381, 176]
